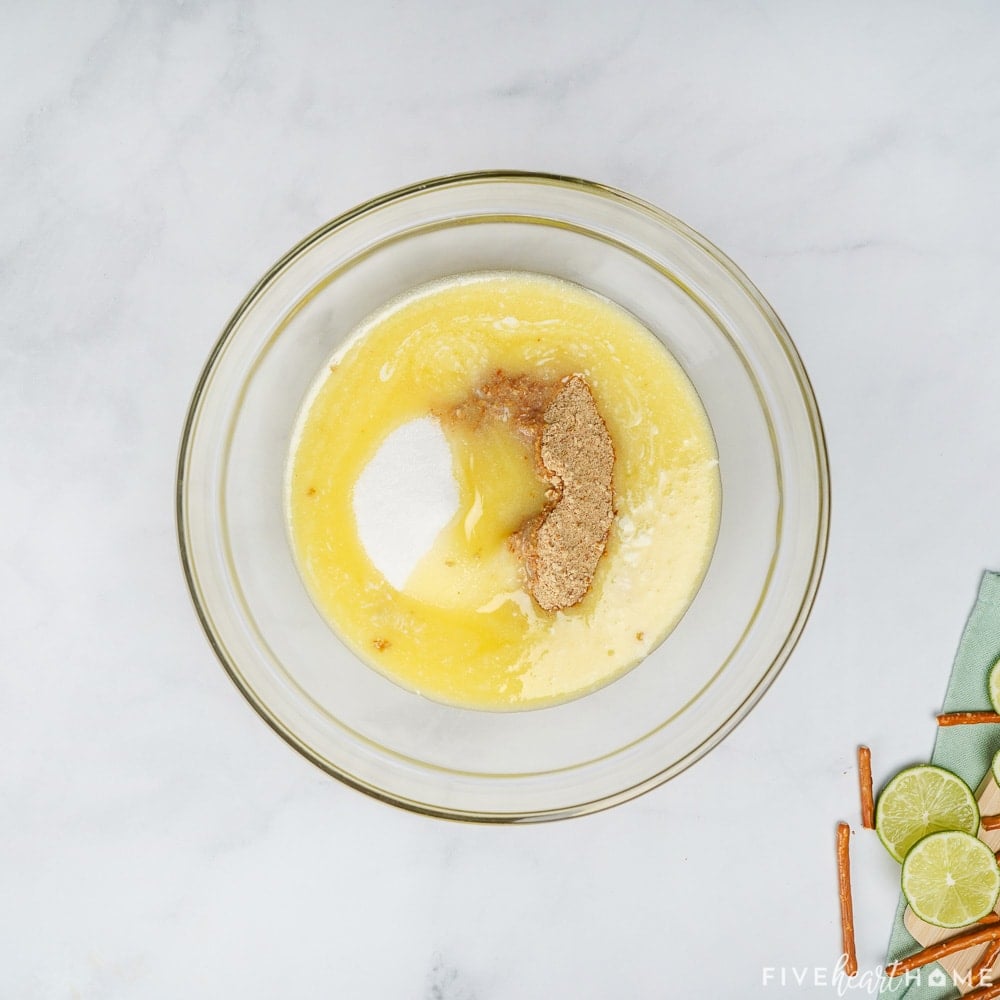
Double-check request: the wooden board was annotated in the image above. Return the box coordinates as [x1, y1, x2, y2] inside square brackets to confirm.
[903, 774, 1000, 993]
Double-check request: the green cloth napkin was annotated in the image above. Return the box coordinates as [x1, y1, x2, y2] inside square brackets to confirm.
[881, 571, 1000, 998]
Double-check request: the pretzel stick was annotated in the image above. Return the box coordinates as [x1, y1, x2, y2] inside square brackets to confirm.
[857, 746, 875, 829]
[938, 712, 1000, 727]
[971, 938, 1000, 988]
[837, 822, 858, 976]
[964, 978, 1000, 1000]
[887, 922, 1000, 976]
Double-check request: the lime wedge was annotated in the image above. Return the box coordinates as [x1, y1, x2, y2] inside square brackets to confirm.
[989, 655, 1000, 713]
[902, 830, 1000, 927]
[875, 765, 979, 863]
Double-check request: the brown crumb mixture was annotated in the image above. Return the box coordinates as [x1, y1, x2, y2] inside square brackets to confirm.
[447, 370, 616, 612]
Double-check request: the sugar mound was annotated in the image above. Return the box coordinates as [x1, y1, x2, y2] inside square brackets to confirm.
[352, 417, 457, 589]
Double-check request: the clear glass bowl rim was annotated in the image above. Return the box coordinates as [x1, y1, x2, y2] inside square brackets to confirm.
[176, 169, 831, 823]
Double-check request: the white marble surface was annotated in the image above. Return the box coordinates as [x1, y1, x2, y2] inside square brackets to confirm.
[4, 2, 1000, 996]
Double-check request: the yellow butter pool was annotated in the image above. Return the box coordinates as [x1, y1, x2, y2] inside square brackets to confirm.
[287, 272, 721, 710]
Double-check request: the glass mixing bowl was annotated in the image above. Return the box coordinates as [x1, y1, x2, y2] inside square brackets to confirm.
[177, 172, 829, 822]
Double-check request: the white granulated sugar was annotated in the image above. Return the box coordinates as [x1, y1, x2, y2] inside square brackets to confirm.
[352, 417, 457, 589]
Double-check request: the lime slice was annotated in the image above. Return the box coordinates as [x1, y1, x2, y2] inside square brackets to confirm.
[875, 765, 979, 863]
[989, 655, 1000, 713]
[902, 830, 1000, 927]
[992, 748, 1000, 787]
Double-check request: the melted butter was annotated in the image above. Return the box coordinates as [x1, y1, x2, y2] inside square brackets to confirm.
[287, 272, 721, 710]
[405, 420, 548, 611]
